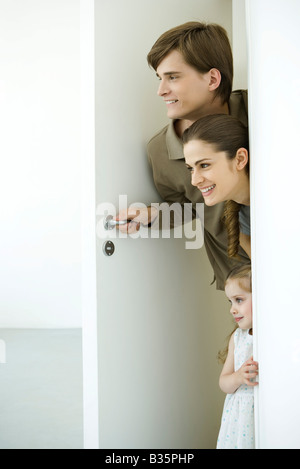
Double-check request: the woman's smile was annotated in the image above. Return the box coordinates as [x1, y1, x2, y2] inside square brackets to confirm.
[199, 184, 216, 196]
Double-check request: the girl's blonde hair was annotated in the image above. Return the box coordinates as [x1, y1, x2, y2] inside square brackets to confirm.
[225, 263, 252, 291]
[217, 264, 252, 364]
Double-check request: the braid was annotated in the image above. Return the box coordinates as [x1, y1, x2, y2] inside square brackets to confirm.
[223, 200, 241, 258]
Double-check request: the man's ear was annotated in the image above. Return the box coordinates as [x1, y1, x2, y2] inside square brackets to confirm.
[235, 148, 249, 171]
[208, 68, 222, 91]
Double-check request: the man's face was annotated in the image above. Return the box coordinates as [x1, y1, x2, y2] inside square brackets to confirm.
[156, 50, 213, 122]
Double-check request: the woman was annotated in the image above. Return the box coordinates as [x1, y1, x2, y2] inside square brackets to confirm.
[183, 114, 250, 258]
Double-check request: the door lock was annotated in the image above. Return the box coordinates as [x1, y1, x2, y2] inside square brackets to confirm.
[103, 240, 115, 256]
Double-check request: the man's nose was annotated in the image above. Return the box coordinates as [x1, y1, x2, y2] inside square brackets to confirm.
[157, 79, 168, 96]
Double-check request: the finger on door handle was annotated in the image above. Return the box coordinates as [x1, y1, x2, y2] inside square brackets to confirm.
[104, 215, 129, 230]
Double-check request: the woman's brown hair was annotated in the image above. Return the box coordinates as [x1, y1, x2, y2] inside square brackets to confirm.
[147, 22, 233, 105]
[182, 114, 249, 258]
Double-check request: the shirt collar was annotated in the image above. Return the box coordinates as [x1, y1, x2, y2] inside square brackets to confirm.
[166, 120, 184, 160]
[165, 91, 248, 161]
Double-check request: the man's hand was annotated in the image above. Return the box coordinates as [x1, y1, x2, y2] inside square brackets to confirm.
[115, 206, 158, 234]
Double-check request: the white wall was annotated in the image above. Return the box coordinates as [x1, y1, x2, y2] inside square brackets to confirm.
[0, 0, 81, 328]
[232, 0, 247, 90]
[247, 0, 300, 449]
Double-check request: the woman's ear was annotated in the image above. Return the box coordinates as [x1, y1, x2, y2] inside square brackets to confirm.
[208, 68, 222, 91]
[235, 148, 249, 171]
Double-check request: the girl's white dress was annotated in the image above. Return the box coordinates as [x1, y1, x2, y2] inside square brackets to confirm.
[217, 328, 255, 449]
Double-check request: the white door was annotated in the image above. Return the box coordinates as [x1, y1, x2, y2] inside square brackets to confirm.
[246, 0, 300, 449]
[81, 0, 234, 449]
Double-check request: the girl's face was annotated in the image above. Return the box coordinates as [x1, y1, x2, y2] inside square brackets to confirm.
[225, 278, 252, 331]
[184, 139, 248, 206]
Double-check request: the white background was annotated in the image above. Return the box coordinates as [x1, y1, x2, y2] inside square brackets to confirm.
[0, 0, 81, 327]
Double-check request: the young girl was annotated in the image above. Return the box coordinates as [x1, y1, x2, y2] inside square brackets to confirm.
[182, 114, 251, 258]
[216, 264, 258, 449]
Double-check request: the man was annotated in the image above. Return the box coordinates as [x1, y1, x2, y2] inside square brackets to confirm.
[118, 22, 249, 290]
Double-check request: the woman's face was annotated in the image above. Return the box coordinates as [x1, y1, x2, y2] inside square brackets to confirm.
[184, 139, 247, 206]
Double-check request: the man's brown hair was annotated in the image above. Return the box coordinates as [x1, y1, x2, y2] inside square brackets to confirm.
[147, 22, 233, 105]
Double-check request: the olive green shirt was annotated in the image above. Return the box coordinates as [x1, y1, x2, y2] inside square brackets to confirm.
[147, 90, 250, 290]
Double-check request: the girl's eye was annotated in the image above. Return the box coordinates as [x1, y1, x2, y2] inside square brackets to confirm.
[236, 298, 243, 304]
[201, 163, 209, 169]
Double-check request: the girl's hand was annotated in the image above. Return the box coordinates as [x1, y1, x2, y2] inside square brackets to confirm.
[236, 356, 259, 387]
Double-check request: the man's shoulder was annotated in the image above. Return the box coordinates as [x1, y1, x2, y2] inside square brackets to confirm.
[230, 89, 248, 126]
[231, 89, 248, 98]
[147, 124, 169, 149]
[147, 124, 171, 164]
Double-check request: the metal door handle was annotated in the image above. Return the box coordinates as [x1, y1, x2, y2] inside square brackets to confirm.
[104, 215, 129, 230]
